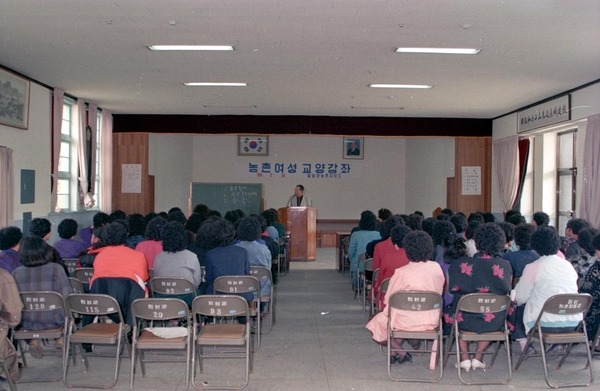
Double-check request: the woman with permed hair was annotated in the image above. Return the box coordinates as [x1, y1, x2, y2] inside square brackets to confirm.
[349, 211, 381, 291]
[444, 222, 513, 372]
[0, 226, 23, 273]
[515, 226, 581, 356]
[153, 222, 201, 305]
[235, 216, 272, 298]
[366, 231, 444, 365]
[135, 216, 167, 269]
[12, 236, 72, 357]
[54, 218, 87, 258]
[204, 218, 252, 301]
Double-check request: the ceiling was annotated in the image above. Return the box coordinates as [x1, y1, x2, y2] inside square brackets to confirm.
[1, 1, 599, 119]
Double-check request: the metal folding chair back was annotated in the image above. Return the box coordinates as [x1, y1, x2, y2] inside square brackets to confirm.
[213, 275, 261, 351]
[513, 293, 593, 388]
[69, 277, 85, 293]
[149, 276, 197, 307]
[361, 258, 374, 311]
[445, 293, 512, 385]
[63, 258, 79, 277]
[63, 293, 127, 389]
[12, 291, 68, 383]
[191, 295, 251, 390]
[73, 267, 94, 292]
[376, 277, 391, 314]
[386, 291, 444, 382]
[249, 265, 275, 334]
[340, 236, 350, 274]
[129, 298, 191, 390]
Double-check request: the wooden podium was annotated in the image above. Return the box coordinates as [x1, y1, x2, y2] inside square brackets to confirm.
[279, 207, 317, 261]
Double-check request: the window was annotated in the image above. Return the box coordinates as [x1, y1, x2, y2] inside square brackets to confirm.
[520, 137, 535, 221]
[56, 99, 75, 211]
[556, 130, 577, 235]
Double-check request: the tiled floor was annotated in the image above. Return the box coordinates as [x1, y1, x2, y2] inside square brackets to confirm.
[8, 248, 599, 390]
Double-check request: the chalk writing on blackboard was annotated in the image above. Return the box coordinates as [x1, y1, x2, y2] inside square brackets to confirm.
[191, 183, 263, 216]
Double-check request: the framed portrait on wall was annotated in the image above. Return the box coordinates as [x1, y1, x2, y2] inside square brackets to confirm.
[238, 135, 269, 156]
[0, 67, 30, 129]
[343, 137, 363, 159]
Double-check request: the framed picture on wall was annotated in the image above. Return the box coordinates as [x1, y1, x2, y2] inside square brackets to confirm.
[0, 67, 30, 129]
[238, 135, 269, 156]
[343, 137, 363, 159]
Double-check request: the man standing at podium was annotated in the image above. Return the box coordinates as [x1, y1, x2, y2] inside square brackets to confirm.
[287, 184, 312, 207]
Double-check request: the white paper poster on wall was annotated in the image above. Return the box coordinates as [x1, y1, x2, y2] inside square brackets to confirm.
[121, 164, 142, 193]
[461, 166, 481, 195]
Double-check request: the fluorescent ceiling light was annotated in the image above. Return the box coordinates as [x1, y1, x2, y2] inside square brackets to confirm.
[184, 82, 247, 87]
[396, 47, 481, 55]
[148, 45, 234, 51]
[369, 84, 432, 89]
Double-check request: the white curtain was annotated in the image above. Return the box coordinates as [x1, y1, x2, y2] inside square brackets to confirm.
[76, 99, 89, 207]
[88, 102, 97, 199]
[100, 109, 113, 212]
[493, 135, 520, 213]
[0, 146, 14, 226]
[580, 114, 600, 229]
[50, 88, 64, 212]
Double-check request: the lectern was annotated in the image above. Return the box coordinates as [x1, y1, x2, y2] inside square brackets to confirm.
[278, 207, 317, 261]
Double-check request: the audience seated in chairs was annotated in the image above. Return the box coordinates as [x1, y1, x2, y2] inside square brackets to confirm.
[202, 218, 252, 301]
[579, 233, 600, 351]
[53, 218, 87, 259]
[0, 226, 23, 273]
[89, 222, 149, 327]
[152, 221, 201, 306]
[366, 231, 445, 365]
[135, 216, 167, 270]
[373, 224, 412, 311]
[514, 226, 584, 355]
[0, 268, 23, 385]
[236, 216, 272, 300]
[12, 236, 72, 358]
[349, 211, 381, 291]
[443, 223, 513, 371]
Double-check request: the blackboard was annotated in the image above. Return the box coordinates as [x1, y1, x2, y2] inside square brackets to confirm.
[191, 183, 263, 217]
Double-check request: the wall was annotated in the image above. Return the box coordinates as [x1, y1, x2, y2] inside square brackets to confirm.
[0, 83, 51, 226]
[404, 137, 455, 215]
[491, 82, 600, 219]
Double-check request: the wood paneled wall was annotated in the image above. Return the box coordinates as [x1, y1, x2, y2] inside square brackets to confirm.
[449, 137, 492, 215]
[112, 133, 154, 214]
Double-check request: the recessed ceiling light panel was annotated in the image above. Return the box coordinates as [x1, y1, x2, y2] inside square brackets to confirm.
[369, 84, 433, 89]
[184, 82, 247, 87]
[395, 47, 481, 55]
[148, 45, 234, 51]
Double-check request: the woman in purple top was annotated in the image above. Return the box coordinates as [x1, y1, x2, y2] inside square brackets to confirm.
[0, 226, 23, 273]
[53, 218, 87, 259]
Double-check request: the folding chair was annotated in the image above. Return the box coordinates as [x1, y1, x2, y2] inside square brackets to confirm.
[513, 293, 593, 388]
[340, 236, 350, 274]
[69, 277, 85, 294]
[375, 277, 391, 314]
[213, 275, 261, 351]
[0, 353, 16, 391]
[368, 268, 380, 315]
[386, 291, 444, 382]
[362, 262, 374, 313]
[73, 267, 94, 293]
[444, 293, 512, 385]
[191, 295, 251, 390]
[129, 298, 192, 390]
[63, 258, 79, 277]
[249, 266, 275, 334]
[12, 291, 68, 383]
[149, 276, 197, 308]
[278, 235, 289, 275]
[355, 252, 367, 298]
[63, 293, 128, 389]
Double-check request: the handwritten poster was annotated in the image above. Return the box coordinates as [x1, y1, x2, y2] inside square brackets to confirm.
[461, 166, 481, 195]
[121, 164, 142, 193]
